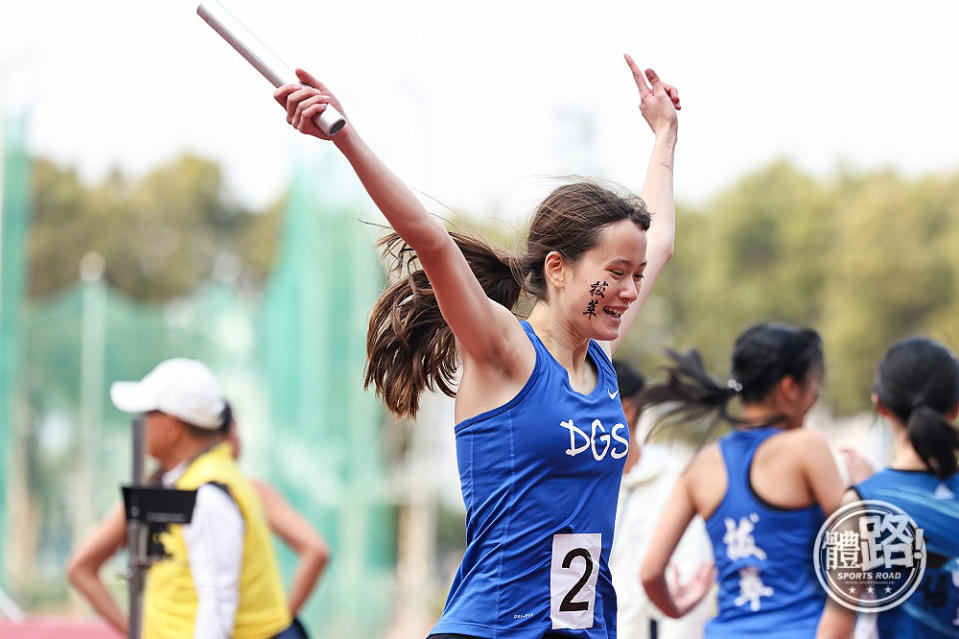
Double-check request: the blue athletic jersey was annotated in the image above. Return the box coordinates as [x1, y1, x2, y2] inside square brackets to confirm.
[856, 469, 959, 639]
[704, 428, 826, 639]
[431, 321, 629, 639]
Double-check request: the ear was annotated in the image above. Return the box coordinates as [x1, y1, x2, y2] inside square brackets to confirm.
[947, 400, 959, 421]
[168, 416, 186, 445]
[542, 250, 567, 290]
[871, 392, 895, 419]
[778, 375, 801, 404]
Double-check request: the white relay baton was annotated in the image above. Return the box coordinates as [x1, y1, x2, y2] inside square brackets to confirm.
[197, 0, 347, 136]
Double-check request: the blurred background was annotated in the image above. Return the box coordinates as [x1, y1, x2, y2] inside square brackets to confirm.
[1, 0, 958, 637]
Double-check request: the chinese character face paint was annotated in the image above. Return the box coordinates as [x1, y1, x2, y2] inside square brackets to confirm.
[583, 282, 607, 319]
[589, 281, 608, 298]
[583, 298, 598, 319]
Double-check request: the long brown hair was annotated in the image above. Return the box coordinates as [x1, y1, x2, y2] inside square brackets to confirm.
[365, 180, 652, 418]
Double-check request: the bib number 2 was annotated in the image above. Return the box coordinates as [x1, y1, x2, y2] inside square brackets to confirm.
[550, 533, 601, 630]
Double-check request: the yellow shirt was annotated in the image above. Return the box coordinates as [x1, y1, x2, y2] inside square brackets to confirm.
[143, 443, 291, 639]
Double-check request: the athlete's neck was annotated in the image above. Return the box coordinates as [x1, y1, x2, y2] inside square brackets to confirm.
[738, 404, 788, 429]
[888, 420, 929, 471]
[526, 303, 594, 392]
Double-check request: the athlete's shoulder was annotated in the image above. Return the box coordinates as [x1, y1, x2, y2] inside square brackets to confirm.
[685, 441, 723, 479]
[774, 429, 837, 480]
[685, 442, 728, 520]
[780, 426, 831, 451]
[853, 466, 907, 499]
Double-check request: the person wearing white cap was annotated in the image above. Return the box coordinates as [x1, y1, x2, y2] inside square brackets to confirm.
[107, 358, 298, 639]
[110, 358, 229, 432]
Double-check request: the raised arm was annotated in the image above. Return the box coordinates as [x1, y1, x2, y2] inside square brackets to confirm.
[66, 504, 128, 636]
[253, 479, 330, 616]
[274, 69, 528, 374]
[611, 55, 680, 354]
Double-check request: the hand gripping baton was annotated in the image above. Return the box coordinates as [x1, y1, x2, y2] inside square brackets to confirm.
[197, 0, 347, 136]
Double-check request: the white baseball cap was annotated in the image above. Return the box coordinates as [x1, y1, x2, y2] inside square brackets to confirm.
[110, 358, 226, 429]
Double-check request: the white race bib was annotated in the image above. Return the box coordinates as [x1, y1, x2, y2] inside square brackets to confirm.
[550, 533, 602, 630]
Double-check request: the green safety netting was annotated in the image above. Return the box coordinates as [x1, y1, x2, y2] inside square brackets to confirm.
[1, 115, 30, 584]
[0, 128, 395, 636]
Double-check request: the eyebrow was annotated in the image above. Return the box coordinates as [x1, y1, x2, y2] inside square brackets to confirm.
[609, 258, 648, 268]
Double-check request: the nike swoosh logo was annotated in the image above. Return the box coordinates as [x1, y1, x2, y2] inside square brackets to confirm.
[608, 389, 620, 400]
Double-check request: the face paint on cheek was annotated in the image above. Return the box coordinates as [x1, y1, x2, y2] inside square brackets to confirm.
[583, 298, 598, 319]
[589, 281, 608, 297]
[583, 280, 607, 319]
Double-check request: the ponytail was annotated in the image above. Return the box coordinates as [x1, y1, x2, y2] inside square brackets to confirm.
[365, 230, 524, 418]
[638, 323, 822, 442]
[874, 336, 959, 479]
[906, 404, 959, 479]
[637, 348, 742, 441]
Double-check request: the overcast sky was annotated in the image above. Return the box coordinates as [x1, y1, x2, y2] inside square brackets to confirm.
[2, 0, 957, 217]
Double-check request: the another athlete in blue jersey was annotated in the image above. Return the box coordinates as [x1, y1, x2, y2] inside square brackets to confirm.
[274, 55, 681, 638]
[635, 324, 851, 638]
[842, 337, 959, 639]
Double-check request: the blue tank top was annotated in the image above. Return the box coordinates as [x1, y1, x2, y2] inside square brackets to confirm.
[431, 321, 629, 639]
[856, 469, 959, 639]
[704, 428, 826, 639]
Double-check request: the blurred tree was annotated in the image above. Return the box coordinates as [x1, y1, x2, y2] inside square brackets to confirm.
[236, 193, 285, 288]
[29, 153, 282, 301]
[627, 161, 836, 383]
[924, 174, 959, 349]
[822, 172, 957, 412]
[29, 160, 94, 298]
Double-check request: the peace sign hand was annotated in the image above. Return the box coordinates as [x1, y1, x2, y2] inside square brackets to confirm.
[273, 68, 347, 141]
[624, 53, 680, 137]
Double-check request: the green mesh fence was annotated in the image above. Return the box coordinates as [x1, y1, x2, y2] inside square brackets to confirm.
[260, 154, 393, 636]
[3, 147, 393, 636]
[0, 115, 31, 584]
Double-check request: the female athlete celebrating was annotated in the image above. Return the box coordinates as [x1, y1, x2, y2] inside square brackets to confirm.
[274, 54, 679, 639]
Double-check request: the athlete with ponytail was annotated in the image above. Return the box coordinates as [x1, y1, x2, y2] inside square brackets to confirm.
[274, 55, 679, 638]
[839, 337, 959, 639]
[635, 323, 851, 638]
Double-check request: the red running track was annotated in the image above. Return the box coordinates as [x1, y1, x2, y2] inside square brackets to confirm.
[0, 619, 121, 638]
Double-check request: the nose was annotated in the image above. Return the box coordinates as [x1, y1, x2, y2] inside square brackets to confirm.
[620, 280, 639, 303]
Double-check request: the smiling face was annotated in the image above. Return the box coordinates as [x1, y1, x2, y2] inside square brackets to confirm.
[546, 219, 648, 341]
